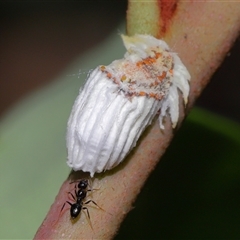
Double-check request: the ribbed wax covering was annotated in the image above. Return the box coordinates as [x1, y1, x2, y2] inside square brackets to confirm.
[66, 34, 190, 176]
[67, 68, 161, 176]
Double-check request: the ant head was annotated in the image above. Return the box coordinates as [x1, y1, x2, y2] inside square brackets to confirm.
[78, 179, 88, 189]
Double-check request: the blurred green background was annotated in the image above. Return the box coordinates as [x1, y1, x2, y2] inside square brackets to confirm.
[0, 2, 240, 239]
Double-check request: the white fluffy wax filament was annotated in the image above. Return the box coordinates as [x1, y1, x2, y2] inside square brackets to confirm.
[66, 34, 190, 177]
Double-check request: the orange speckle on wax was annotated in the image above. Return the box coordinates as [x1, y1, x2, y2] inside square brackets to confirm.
[143, 57, 156, 65]
[121, 75, 127, 81]
[100, 65, 106, 71]
[106, 72, 112, 79]
[139, 91, 146, 96]
[155, 52, 162, 59]
[136, 56, 157, 67]
[148, 92, 163, 100]
[158, 71, 167, 81]
[136, 61, 143, 67]
[149, 93, 157, 98]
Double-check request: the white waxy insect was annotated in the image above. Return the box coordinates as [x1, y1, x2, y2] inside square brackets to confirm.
[66, 34, 190, 177]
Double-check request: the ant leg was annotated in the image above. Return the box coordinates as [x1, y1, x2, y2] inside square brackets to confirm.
[69, 181, 79, 192]
[66, 201, 73, 207]
[84, 200, 104, 211]
[86, 189, 93, 197]
[82, 206, 90, 219]
[86, 186, 100, 197]
[60, 202, 66, 212]
[61, 201, 73, 212]
[75, 189, 78, 198]
[67, 191, 76, 201]
[60, 201, 73, 218]
[82, 206, 94, 231]
[69, 180, 82, 185]
[87, 179, 99, 191]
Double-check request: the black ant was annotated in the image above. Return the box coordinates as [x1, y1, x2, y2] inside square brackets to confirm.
[61, 179, 100, 220]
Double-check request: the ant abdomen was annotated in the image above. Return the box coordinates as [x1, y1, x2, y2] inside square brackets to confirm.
[70, 203, 82, 219]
